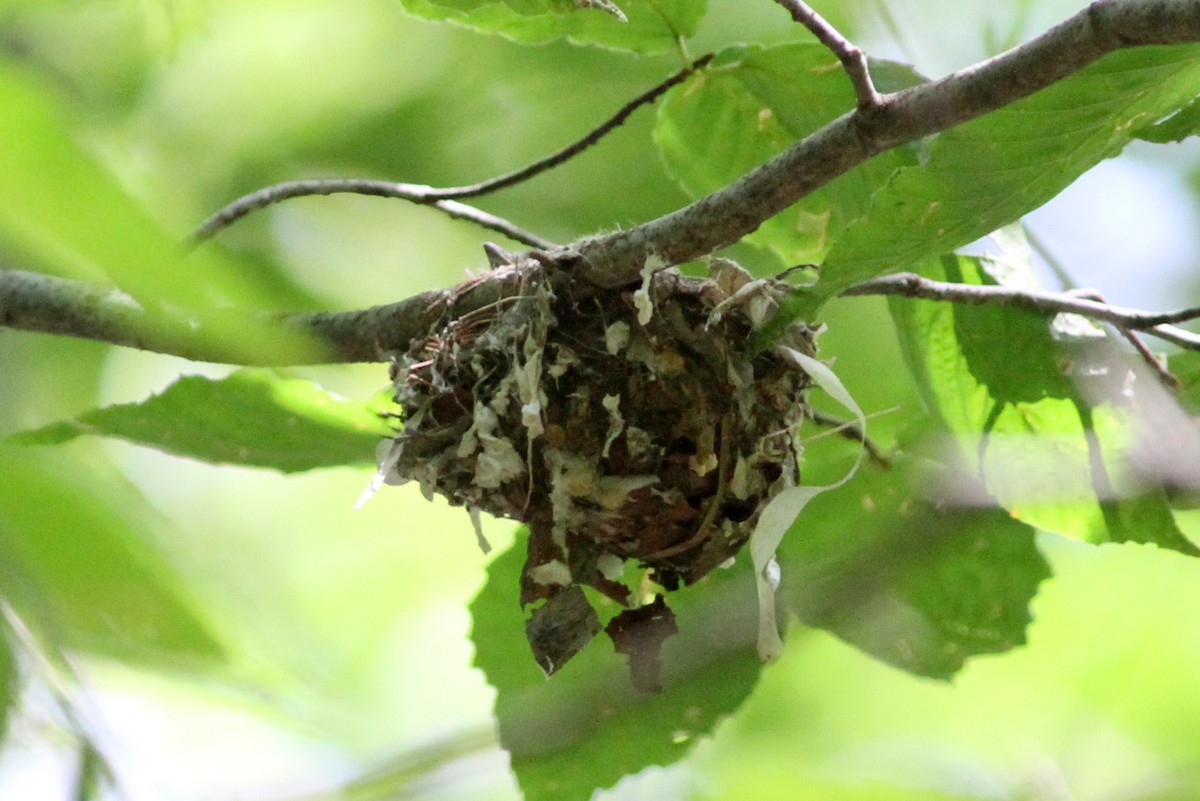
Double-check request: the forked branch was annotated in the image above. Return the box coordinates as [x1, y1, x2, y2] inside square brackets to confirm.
[772, 0, 882, 109]
[190, 54, 713, 247]
[4, 1, 1200, 368]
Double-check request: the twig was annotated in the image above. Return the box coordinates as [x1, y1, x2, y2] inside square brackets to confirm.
[190, 186, 554, 249]
[843, 271, 1200, 350]
[772, 0, 882, 110]
[429, 200, 555, 249]
[430, 53, 714, 200]
[1066, 287, 1178, 387]
[807, 408, 891, 467]
[189, 55, 713, 246]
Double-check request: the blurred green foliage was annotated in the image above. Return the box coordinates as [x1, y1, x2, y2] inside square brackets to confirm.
[2, 1, 1200, 800]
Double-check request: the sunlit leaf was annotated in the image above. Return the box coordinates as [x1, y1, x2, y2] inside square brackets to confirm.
[8, 370, 393, 473]
[654, 44, 922, 270]
[472, 534, 763, 801]
[394, 0, 703, 53]
[0, 64, 325, 363]
[889, 254, 1198, 554]
[815, 44, 1200, 299]
[0, 448, 224, 663]
[781, 456, 1051, 680]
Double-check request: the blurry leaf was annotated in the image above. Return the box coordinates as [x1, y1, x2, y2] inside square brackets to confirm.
[0, 629, 13, 745]
[0, 448, 224, 663]
[472, 534, 763, 801]
[414, 0, 616, 14]
[1170, 350, 1200, 414]
[8, 370, 393, 473]
[0, 64, 325, 363]
[1136, 96, 1200, 143]
[781, 456, 1051, 680]
[395, 0, 703, 53]
[890, 254, 1198, 554]
[654, 44, 922, 270]
[815, 44, 1200, 299]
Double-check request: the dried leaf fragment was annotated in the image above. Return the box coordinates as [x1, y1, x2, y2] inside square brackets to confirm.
[526, 585, 601, 675]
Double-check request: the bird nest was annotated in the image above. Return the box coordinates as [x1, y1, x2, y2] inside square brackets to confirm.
[373, 259, 817, 689]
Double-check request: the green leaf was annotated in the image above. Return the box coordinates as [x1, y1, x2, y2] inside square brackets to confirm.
[815, 44, 1200, 299]
[0, 448, 224, 663]
[8, 370, 393, 473]
[395, 0, 703, 53]
[654, 44, 922, 269]
[781, 456, 1051, 680]
[890, 254, 1198, 554]
[414, 0, 616, 14]
[472, 534, 763, 801]
[1135, 95, 1200, 143]
[1170, 350, 1200, 414]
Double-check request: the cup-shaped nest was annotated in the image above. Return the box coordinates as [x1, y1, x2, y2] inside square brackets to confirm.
[377, 262, 816, 682]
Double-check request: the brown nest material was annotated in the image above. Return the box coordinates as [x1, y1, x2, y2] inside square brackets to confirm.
[375, 259, 817, 689]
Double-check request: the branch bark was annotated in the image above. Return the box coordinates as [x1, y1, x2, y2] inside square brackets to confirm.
[3, 0, 1200, 363]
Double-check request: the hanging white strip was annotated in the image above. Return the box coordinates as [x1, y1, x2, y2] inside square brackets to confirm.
[750, 347, 867, 661]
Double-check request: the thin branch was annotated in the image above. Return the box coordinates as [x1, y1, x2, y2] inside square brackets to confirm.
[807, 408, 891, 467]
[190, 186, 553, 249]
[843, 271, 1200, 349]
[430, 199, 555, 249]
[1067, 287, 1178, 386]
[188, 55, 713, 246]
[571, 0, 1200, 290]
[432, 53, 714, 200]
[772, 0, 881, 110]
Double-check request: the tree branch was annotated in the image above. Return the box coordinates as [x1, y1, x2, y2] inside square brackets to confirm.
[570, 0, 1200, 288]
[191, 188, 555, 250]
[843, 272, 1200, 350]
[0, 265, 533, 365]
[6, 263, 1200, 365]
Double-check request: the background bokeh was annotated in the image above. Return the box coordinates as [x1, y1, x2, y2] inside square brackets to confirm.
[2, 0, 1200, 799]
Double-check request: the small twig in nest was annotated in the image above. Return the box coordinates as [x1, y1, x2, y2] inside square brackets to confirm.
[806, 408, 892, 468]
